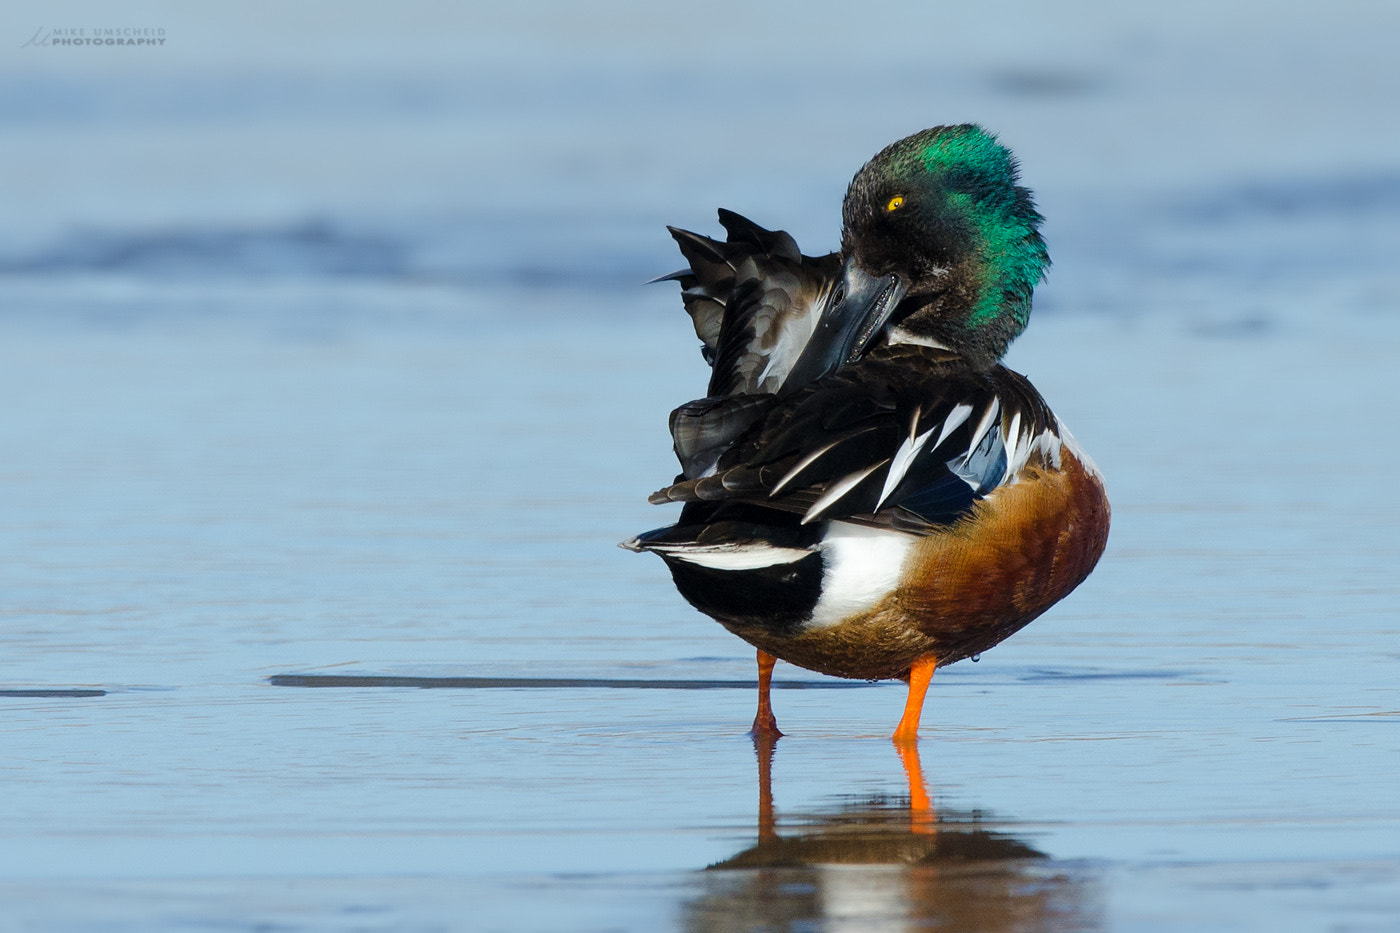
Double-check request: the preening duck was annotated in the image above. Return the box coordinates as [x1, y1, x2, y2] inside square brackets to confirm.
[622, 125, 1110, 743]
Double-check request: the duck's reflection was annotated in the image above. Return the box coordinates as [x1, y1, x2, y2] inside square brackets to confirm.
[685, 738, 1099, 932]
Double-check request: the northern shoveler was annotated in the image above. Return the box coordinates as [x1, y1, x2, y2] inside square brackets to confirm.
[622, 125, 1110, 743]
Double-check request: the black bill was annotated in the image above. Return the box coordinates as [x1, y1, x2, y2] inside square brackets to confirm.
[779, 256, 906, 391]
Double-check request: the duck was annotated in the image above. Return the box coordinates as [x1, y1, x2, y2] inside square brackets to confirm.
[621, 125, 1110, 744]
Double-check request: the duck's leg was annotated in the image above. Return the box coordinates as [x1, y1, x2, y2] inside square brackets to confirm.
[749, 649, 783, 739]
[891, 656, 937, 745]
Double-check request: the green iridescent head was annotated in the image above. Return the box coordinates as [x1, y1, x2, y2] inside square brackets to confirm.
[840, 124, 1049, 368]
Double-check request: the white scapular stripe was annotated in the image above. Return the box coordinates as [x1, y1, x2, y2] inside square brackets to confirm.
[931, 402, 974, 453]
[1023, 427, 1063, 472]
[1055, 419, 1098, 477]
[771, 437, 843, 497]
[877, 425, 938, 509]
[802, 461, 887, 525]
[1002, 410, 1023, 476]
[965, 399, 1001, 456]
[875, 402, 978, 510]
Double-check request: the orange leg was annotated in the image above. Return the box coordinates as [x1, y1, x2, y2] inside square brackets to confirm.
[749, 649, 783, 739]
[891, 656, 937, 745]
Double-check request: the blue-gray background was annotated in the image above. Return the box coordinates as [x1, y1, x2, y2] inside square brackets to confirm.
[2, 2, 1399, 930]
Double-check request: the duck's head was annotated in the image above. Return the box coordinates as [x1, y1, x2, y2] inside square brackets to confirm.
[788, 125, 1049, 381]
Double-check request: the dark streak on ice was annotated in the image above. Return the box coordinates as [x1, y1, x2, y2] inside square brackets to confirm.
[269, 674, 872, 690]
[0, 689, 105, 698]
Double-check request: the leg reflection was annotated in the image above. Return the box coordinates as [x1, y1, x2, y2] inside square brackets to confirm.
[753, 730, 779, 844]
[699, 739, 1098, 932]
[895, 739, 935, 834]
[749, 723, 936, 849]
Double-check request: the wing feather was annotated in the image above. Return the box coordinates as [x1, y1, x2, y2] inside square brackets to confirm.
[652, 351, 1062, 532]
[657, 212, 840, 395]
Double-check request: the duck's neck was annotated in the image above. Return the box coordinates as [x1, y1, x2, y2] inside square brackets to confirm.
[954, 191, 1046, 333]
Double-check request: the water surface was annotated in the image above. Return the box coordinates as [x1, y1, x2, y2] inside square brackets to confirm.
[2, 1, 1399, 929]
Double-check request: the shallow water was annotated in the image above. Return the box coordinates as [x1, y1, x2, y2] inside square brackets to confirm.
[3, 289, 1398, 930]
[3, 2, 1400, 930]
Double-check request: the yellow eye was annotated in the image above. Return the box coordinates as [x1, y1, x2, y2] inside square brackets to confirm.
[886, 195, 905, 212]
